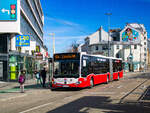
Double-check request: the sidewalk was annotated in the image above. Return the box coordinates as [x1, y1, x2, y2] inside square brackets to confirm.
[123, 70, 150, 77]
[0, 79, 37, 90]
[0, 78, 50, 101]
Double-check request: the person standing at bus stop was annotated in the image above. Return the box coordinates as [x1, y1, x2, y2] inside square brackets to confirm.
[34, 70, 42, 85]
[18, 70, 26, 93]
[41, 68, 47, 87]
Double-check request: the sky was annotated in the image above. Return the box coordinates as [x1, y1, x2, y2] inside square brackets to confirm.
[40, 0, 150, 56]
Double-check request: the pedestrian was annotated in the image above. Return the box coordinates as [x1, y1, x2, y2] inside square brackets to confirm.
[34, 70, 42, 85]
[18, 70, 26, 93]
[40, 68, 47, 87]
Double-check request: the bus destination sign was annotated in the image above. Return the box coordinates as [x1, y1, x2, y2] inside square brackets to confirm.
[54, 53, 80, 60]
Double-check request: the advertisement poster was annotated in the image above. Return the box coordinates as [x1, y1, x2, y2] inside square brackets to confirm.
[122, 28, 139, 42]
[16, 35, 30, 47]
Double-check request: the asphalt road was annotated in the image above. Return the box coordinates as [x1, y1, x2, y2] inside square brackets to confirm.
[0, 73, 150, 113]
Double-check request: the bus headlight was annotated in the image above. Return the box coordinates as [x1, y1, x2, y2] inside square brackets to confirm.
[76, 81, 82, 84]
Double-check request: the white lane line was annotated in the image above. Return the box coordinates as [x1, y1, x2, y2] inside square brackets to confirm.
[20, 102, 53, 113]
[20, 94, 82, 113]
[1, 94, 27, 101]
[117, 85, 122, 89]
[83, 91, 115, 95]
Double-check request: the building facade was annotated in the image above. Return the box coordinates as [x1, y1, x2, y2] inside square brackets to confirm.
[0, 0, 47, 81]
[147, 39, 150, 68]
[80, 23, 148, 72]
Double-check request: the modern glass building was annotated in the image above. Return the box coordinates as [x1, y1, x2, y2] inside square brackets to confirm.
[0, 0, 46, 81]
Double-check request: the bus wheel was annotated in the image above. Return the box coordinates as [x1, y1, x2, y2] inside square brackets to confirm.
[89, 78, 94, 88]
[106, 75, 109, 84]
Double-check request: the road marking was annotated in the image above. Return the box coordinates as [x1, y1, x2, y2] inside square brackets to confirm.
[1, 94, 27, 101]
[83, 91, 115, 95]
[117, 85, 122, 88]
[20, 102, 53, 113]
[64, 96, 74, 100]
[20, 94, 76, 113]
[121, 92, 129, 95]
[20, 94, 83, 113]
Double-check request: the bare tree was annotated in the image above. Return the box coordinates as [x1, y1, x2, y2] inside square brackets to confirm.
[67, 41, 80, 53]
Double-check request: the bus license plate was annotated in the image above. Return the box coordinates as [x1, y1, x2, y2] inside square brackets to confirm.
[63, 85, 69, 87]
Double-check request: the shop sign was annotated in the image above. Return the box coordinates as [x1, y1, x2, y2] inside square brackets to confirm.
[0, 0, 17, 20]
[16, 35, 30, 46]
[45, 52, 49, 58]
[10, 66, 16, 80]
[36, 54, 43, 60]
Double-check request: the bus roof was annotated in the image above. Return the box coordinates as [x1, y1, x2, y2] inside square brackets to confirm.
[80, 52, 122, 60]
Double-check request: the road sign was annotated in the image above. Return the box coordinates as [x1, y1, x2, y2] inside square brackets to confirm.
[0, 0, 17, 20]
[16, 35, 30, 47]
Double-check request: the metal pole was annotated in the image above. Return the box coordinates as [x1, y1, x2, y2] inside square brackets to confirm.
[130, 43, 132, 72]
[52, 33, 55, 54]
[49, 33, 55, 55]
[52, 33, 55, 79]
[49, 33, 55, 81]
[105, 13, 112, 57]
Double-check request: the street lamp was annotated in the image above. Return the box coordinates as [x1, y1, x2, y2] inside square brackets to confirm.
[49, 33, 55, 84]
[105, 13, 112, 57]
[49, 33, 55, 55]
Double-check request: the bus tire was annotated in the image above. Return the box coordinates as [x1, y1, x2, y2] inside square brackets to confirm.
[50, 87, 55, 91]
[89, 78, 94, 88]
[106, 75, 109, 84]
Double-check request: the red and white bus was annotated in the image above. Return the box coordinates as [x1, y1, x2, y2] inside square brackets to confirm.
[52, 52, 123, 88]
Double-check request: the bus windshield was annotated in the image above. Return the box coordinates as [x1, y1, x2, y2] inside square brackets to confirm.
[54, 60, 80, 78]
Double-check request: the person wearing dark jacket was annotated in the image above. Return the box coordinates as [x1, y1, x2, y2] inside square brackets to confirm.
[41, 68, 47, 87]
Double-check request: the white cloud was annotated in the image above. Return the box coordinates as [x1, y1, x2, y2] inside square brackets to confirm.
[44, 26, 72, 35]
[44, 16, 79, 27]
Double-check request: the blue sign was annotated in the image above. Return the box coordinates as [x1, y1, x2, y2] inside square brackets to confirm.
[0, 0, 17, 20]
[16, 35, 30, 47]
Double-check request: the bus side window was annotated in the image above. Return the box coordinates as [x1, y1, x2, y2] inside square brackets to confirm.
[81, 59, 90, 77]
[83, 60, 86, 67]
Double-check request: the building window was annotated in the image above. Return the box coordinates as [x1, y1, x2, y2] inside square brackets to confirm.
[134, 45, 137, 49]
[144, 42, 146, 45]
[144, 37, 146, 40]
[144, 48, 147, 51]
[144, 53, 147, 56]
[116, 45, 119, 49]
[102, 45, 108, 50]
[95, 46, 99, 51]
[0, 34, 8, 53]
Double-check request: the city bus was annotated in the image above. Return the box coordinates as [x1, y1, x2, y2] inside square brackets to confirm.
[51, 52, 123, 88]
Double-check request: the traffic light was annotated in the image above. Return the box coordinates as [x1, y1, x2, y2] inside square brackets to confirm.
[10, 4, 16, 19]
